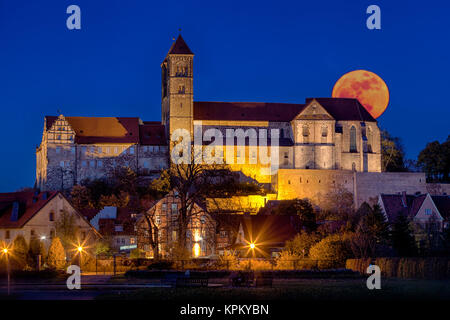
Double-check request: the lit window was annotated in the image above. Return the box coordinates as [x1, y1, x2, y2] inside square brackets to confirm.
[89, 160, 95, 168]
[130, 238, 135, 244]
[171, 203, 178, 214]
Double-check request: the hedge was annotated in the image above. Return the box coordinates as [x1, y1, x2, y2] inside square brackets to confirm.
[346, 257, 450, 279]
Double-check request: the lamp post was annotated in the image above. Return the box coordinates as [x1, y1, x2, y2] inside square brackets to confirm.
[77, 246, 83, 272]
[2, 248, 10, 296]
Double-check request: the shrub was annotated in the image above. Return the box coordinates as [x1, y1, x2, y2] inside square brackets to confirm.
[239, 259, 273, 271]
[216, 251, 239, 270]
[309, 234, 352, 269]
[47, 237, 66, 270]
[275, 251, 301, 270]
[11, 235, 29, 270]
[345, 258, 372, 274]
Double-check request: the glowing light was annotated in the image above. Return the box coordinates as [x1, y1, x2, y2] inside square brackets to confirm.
[77, 246, 83, 252]
[2, 248, 8, 254]
[250, 243, 255, 249]
[40, 236, 46, 240]
[193, 243, 200, 257]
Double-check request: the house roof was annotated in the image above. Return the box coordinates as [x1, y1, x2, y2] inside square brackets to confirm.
[431, 195, 450, 220]
[98, 207, 137, 236]
[380, 193, 427, 222]
[0, 191, 59, 228]
[194, 98, 377, 123]
[167, 35, 193, 55]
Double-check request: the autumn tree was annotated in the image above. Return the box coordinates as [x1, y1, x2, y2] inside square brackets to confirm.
[27, 238, 47, 268]
[70, 185, 91, 210]
[55, 210, 79, 249]
[284, 231, 322, 258]
[47, 237, 66, 270]
[381, 130, 407, 172]
[12, 235, 28, 270]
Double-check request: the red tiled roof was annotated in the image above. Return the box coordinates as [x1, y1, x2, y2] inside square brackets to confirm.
[0, 191, 59, 228]
[194, 102, 304, 122]
[45, 116, 168, 145]
[139, 122, 166, 146]
[167, 35, 193, 55]
[45, 116, 141, 144]
[194, 98, 377, 122]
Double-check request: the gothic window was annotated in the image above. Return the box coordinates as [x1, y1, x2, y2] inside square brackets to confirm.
[367, 127, 373, 153]
[350, 126, 357, 152]
[302, 125, 310, 143]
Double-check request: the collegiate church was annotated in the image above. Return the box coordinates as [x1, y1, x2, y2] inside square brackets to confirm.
[37, 36, 435, 207]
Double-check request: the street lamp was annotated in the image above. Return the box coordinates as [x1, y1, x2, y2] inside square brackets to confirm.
[250, 243, 255, 249]
[76, 246, 84, 271]
[1, 247, 10, 295]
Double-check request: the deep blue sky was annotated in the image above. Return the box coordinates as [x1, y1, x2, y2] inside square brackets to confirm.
[0, 0, 449, 191]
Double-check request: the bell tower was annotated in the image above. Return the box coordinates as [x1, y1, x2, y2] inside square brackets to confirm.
[161, 35, 194, 145]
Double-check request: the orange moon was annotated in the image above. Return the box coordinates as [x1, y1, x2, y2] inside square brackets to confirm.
[332, 70, 389, 119]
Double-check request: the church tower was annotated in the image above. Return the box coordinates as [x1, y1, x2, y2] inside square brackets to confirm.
[161, 35, 194, 145]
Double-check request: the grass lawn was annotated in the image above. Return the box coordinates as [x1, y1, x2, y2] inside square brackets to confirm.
[97, 278, 450, 301]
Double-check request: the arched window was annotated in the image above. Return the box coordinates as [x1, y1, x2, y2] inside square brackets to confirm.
[367, 127, 373, 153]
[350, 126, 357, 152]
[321, 125, 328, 143]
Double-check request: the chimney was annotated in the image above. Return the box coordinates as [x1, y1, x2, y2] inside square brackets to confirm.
[401, 191, 407, 208]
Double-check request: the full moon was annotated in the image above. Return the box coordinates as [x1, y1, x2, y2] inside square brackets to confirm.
[332, 70, 389, 119]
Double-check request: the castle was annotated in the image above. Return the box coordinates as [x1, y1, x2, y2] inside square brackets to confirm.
[36, 35, 449, 207]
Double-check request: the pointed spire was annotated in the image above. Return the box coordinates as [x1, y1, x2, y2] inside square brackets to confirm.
[167, 34, 193, 55]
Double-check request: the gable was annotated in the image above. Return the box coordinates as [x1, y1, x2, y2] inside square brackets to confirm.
[414, 194, 444, 222]
[294, 100, 334, 120]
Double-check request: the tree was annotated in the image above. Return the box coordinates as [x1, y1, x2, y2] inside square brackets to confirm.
[12, 235, 28, 270]
[70, 185, 91, 210]
[351, 203, 390, 257]
[309, 234, 353, 268]
[284, 231, 321, 258]
[417, 136, 450, 182]
[164, 150, 233, 253]
[138, 203, 161, 259]
[55, 210, 79, 249]
[47, 237, 66, 270]
[318, 184, 354, 220]
[381, 130, 407, 172]
[274, 199, 317, 232]
[27, 238, 46, 268]
[391, 213, 417, 256]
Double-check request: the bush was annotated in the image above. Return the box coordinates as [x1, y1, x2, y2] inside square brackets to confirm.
[11, 235, 28, 270]
[239, 259, 273, 271]
[47, 237, 66, 270]
[275, 251, 301, 270]
[216, 251, 239, 270]
[309, 234, 352, 269]
[345, 258, 372, 274]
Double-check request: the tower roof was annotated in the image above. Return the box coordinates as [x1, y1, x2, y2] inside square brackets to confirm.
[167, 35, 193, 55]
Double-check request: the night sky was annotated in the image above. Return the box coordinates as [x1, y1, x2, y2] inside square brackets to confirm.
[0, 0, 449, 192]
